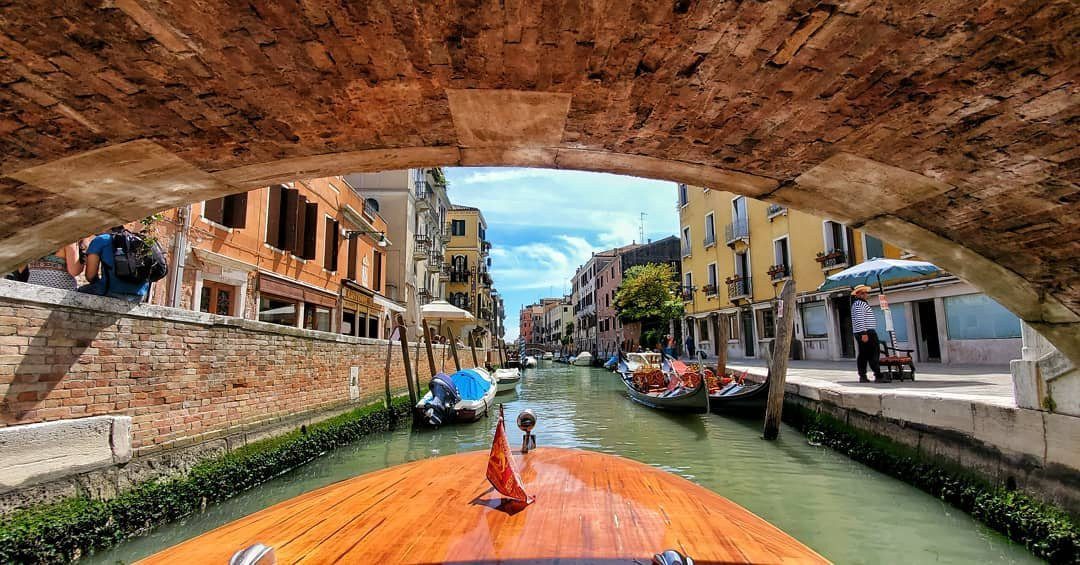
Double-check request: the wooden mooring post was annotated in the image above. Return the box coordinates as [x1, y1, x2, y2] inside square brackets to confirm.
[423, 324, 437, 377]
[446, 328, 462, 371]
[394, 315, 417, 407]
[714, 313, 728, 377]
[763, 280, 796, 440]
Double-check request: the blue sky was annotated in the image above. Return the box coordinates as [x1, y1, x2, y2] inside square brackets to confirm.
[443, 168, 679, 342]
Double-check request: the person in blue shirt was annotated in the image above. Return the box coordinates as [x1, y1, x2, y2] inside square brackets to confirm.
[78, 227, 150, 302]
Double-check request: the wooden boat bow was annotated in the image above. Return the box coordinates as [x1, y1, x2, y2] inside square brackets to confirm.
[137, 447, 826, 563]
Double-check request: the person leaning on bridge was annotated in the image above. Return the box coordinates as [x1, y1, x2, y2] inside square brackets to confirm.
[78, 226, 150, 303]
[851, 285, 887, 383]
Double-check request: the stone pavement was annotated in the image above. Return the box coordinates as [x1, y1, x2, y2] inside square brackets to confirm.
[702, 357, 1017, 406]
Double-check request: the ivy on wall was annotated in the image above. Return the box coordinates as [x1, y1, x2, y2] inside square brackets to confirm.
[783, 402, 1080, 563]
[0, 398, 412, 564]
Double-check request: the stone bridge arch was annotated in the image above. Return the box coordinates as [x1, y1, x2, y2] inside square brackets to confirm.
[0, 1, 1076, 362]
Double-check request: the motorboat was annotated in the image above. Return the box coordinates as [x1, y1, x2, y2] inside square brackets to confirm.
[541, 352, 553, 360]
[138, 447, 827, 563]
[493, 367, 522, 392]
[624, 351, 663, 372]
[571, 351, 593, 366]
[414, 368, 497, 426]
[524, 355, 538, 368]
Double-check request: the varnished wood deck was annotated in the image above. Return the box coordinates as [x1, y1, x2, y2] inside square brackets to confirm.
[138, 447, 828, 564]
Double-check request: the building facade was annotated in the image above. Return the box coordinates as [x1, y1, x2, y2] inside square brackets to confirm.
[677, 183, 1022, 364]
[594, 236, 682, 359]
[444, 205, 499, 346]
[152, 176, 400, 338]
[342, 168, 451, 332]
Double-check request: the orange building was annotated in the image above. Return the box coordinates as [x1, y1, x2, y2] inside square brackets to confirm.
[151, 176, 401, 337]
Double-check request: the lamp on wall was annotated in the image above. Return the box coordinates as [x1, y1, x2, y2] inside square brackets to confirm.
[345, 229, 388, 247]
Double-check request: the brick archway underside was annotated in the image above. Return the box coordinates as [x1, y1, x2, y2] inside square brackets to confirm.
[0, 1, 1077, 360]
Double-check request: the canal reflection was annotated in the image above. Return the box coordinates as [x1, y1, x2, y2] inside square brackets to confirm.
[87, 363, 1038, 564]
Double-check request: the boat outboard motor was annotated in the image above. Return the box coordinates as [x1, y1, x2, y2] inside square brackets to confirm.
[423, 372, 460, 427]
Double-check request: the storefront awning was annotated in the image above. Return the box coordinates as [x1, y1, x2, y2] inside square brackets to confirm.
[374, 293, 405, 313]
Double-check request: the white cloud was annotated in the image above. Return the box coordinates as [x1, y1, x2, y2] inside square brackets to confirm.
[460, 168, 567, 185]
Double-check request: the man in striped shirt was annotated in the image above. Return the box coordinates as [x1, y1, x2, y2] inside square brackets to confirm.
[851, 285, 887, 383]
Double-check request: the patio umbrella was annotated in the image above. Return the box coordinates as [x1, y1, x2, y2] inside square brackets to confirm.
[420, 299, 475, 336]
[817, 258, 943, 349]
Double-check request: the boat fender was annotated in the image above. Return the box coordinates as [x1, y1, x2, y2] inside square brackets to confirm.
[230, 543, 276, 565]
[652, 549, 693, 565]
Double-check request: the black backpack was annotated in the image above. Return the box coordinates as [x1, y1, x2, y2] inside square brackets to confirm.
[110, 230, 168, 284]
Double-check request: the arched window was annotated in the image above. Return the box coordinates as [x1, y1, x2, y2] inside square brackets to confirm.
[365, 198, 380, 212]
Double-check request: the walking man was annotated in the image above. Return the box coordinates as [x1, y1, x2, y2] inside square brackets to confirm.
[851, 285, 887, 383]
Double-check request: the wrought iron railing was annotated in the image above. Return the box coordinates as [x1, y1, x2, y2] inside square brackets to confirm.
[703, 232, 716, 247]
[703, 283, 718, 296]
[724, 219, 749, 245]
[817, 250, 848, 269]
[680, 285, 694, 302]
[681, 243, 691, 257]
[727, 276, 751, 299]
[768, 264, 790, 281]
[766, 203, 786, 218]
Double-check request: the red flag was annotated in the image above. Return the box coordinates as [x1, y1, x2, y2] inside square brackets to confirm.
[485, 412, 533, 504]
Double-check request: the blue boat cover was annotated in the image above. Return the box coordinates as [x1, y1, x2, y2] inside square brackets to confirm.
[604, 355, 618, 369]
[450, 369, 492, 400]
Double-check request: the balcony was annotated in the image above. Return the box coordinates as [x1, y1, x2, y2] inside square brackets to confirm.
[417, 287, 433, 305]
[703, 232, 716, 248]
[479, 270, 493, 286]
[816, 250, 848, 270]
[426, 253, 443, 272]
[724, 219, 749, 246]
[768, 264, 791, 281]
[703, 283, 718, 297]
[413, 235, 430, 259]
[726, 276, 751, 300]
[414, 180, 433, 210]
[448, 269, 470, 283]
[766, 203, 786, 220]
[681, 243, 691, 258]
[680, 285, 694, 302]
[481, 240, 492, 254]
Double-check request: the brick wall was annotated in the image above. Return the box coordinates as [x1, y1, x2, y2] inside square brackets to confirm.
[0, 280, 480, 455]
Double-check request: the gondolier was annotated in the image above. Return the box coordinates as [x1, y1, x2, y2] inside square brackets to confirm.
[851, 285, 887, 383]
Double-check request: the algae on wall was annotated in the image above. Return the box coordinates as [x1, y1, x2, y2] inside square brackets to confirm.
[0, 397, 413, 564]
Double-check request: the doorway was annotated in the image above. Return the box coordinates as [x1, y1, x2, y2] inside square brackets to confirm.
[915, 300, 942, 361]
[740, 308, 755, 357]
[831, 296, 854, 358]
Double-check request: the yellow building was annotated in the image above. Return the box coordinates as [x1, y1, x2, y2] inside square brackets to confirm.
[444, 205, 496, 345]
[677, 184, 903, 361]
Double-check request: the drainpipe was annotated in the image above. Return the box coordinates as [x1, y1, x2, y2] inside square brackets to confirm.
[169, 204, 191, 308]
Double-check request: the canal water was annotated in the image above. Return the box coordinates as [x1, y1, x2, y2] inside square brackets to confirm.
[88, 363, 1038, 564]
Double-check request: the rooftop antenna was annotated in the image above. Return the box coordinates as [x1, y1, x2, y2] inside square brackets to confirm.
[639, 212, 646, 244]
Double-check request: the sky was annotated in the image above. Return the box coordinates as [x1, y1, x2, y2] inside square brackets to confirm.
[442, 168, 679, 342]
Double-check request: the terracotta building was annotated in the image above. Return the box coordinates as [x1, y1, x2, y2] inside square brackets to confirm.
[150, 176, 400, 337]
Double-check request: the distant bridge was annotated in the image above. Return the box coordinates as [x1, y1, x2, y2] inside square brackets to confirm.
[520, 343, 559, 355]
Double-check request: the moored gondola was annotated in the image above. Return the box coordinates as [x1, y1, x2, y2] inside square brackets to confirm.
[709, 374, 770, 415]
[618, 355, 709, 413]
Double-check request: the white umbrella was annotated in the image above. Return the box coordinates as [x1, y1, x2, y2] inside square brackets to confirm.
[420, 300, 475, 337]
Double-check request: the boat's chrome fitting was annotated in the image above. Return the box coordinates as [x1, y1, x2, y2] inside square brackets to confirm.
[653, 549, 693, 565]
[518, 409, 537, 453]
[229, 543, 276, 565]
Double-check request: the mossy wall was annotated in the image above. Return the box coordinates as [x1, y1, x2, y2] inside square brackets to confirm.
[784, 401, 1080, 563]
[0, 397, 412, 564]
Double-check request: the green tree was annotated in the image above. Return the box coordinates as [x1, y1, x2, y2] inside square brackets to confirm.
[614, 263, 684, 323]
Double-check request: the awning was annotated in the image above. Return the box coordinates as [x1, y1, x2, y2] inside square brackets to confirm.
[374, 293, 405, 313]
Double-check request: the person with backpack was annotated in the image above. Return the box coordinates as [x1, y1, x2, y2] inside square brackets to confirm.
[79, 226, 167, 302]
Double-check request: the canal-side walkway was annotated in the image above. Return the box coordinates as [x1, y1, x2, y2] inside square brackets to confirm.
[723, 358, 1016, 404]
[695, 356, 1078, 512]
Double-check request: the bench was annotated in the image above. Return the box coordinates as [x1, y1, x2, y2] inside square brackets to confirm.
[878, 342, 916, 381]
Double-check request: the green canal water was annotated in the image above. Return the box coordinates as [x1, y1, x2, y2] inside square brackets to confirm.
[88, 363, 1039, 564]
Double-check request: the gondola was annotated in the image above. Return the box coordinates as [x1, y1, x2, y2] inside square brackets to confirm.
[617, 355, 709, 413]
[708, 374, 770, 415]
[664, 354, 769, 416]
